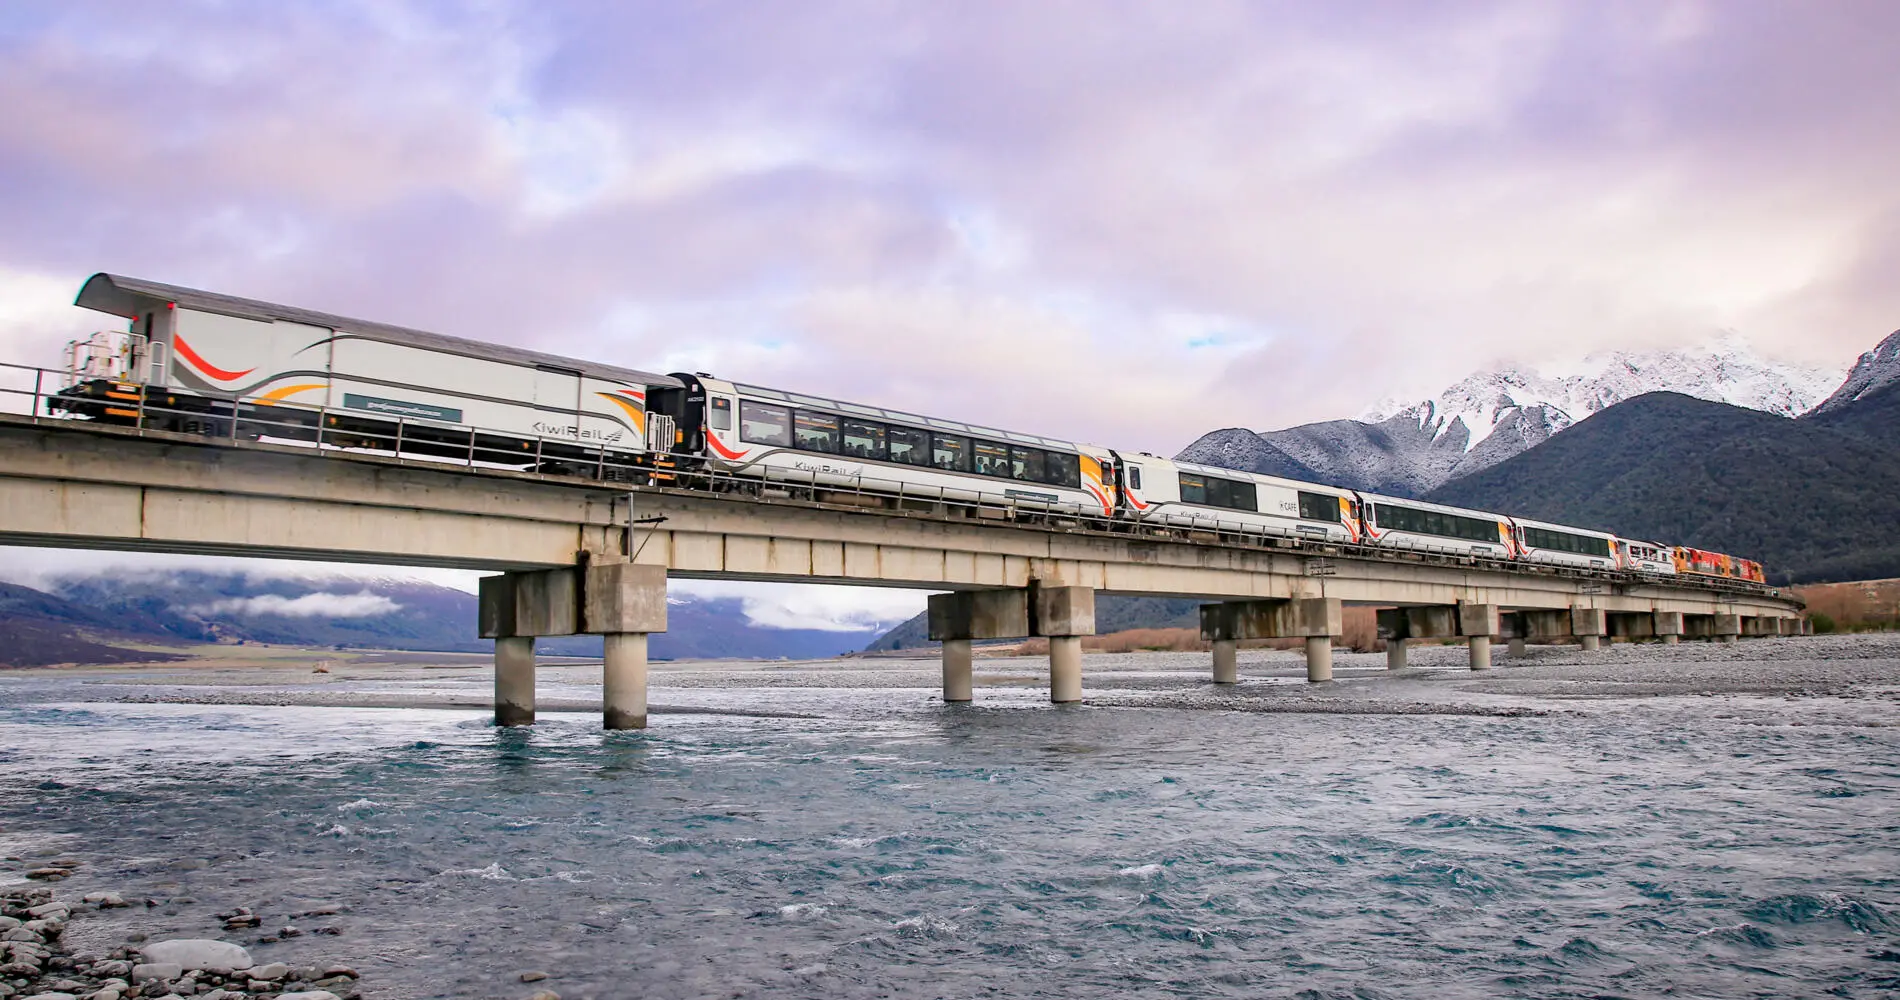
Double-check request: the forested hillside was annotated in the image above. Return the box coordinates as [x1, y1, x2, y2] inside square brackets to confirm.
[1426, 390, 1900, 584]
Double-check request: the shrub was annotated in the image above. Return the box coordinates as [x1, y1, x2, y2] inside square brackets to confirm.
[1809, 612, 1836, 634]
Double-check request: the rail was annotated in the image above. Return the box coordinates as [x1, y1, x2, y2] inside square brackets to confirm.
[0, 360, 1785, 602]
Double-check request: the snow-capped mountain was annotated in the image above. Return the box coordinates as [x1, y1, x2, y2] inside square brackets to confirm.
[1360, 337, 1843, 451]
[1178, 337, 1849, 496]
[1807, 329, 1900, 416]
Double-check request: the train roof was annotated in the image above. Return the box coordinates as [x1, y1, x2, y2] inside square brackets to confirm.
[1357, 491, 1513, 523]
[75, 273, 683, 390]
[1509, 514, 1617, 538]
[726, 380, 1095, 454]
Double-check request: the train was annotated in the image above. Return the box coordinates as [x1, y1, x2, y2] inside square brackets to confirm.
[46, 273, 1769, 587]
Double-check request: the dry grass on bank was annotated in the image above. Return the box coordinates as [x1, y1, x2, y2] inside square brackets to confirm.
[1789, 578, 1900, 632]
[1013, 606, 1384, 655]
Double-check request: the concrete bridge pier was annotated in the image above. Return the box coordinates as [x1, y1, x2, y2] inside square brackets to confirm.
[494, 636, 536, 727]
[587, 562, 669, 730]
[932, 584, 1095, 704]
[941, 640, 974, 702]
[1572, 608, 1607, 652]
[928, 589, 1027, 704]
[1498, 612, 1527, 659]
[1374, 608, 1409, 669]
[1654, 611, 1684, 646]
[1378, 604, 1496, 670]
[1714, 613, 1742, 645]
[1211, 639, 1239, 684]
[481, 562, 669, 729]
[1036, 586, 1096, 704]
[480, 572, 561, 728]
[1204, 598, 1342, 683]
[1460, 605, 1500, 671]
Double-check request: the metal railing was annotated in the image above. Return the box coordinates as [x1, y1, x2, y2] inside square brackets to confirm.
[0, 359, 1787, 600]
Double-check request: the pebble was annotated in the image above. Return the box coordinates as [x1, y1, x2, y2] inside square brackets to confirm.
[20, 872, 65, 883]
[129, 963, 181, 983]
[246, 962, 290, 981]
[520, 971, 549, 982]
[527, 992, 560, 1000]
[277, 993, 341, 1000]
[78, 896, 124, 910]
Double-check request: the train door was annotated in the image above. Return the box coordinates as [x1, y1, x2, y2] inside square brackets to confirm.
[533, 366, 582, 429]
[1105, 451, 1127, 514]
[659, 373, 708, 455]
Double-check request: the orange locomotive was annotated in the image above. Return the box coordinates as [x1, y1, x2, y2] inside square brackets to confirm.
[1672, 547, 1767, 584]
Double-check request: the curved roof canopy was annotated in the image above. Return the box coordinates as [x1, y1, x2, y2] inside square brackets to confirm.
[75, 272, 681, 389]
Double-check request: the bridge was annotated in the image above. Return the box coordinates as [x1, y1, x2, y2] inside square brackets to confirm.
[0, 375, 1806, 730]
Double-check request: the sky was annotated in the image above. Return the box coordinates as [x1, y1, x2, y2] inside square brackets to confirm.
[2, 0, 1896, 628]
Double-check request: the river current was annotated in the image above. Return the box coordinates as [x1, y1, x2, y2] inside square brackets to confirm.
[2, 673, 1898, 999]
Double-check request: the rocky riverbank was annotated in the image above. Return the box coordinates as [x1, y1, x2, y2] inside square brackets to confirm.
[1, 882, 360, 1000]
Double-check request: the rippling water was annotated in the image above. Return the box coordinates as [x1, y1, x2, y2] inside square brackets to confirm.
[2, 682, 1898, 999]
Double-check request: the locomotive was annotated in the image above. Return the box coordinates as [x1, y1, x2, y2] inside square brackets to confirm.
[48, 273, 1768, 586]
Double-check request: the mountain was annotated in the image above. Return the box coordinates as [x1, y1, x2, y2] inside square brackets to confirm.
[1179, 339, 1844, 496]
[865, 596, 1203, 652]
[0, 581, 191, 667]
[1424, 389, 1900, 584]
[1807, 330, 1900, 416]
[0, 571, 881, 665]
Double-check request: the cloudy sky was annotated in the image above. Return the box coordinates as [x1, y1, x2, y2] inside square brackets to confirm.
[2, 1, 1896, 624]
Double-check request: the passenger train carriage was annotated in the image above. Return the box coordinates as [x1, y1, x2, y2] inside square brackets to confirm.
[45, 273, 1773, 588]
[56, 273, 675, 480]
[1509, 517, 1618, 571]
[1106, 454, 1358, 544]
[653, 373, 1118, 515]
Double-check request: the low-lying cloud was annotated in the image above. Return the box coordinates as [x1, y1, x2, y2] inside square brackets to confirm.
[193, 592, 402, 619]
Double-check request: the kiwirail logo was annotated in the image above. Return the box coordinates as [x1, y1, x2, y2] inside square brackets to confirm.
[533, 422, 624, 444]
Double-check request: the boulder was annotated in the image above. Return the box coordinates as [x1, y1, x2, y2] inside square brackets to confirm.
[135, 940, 252, 973]
[246, 962, 290, 981]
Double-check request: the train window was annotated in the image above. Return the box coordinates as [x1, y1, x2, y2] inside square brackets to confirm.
[1374, 503, 1498, 542]
[708, 397, 732, 431]
[1046, 453, 1081, 488]
[1181, 472, 1255, 511]
[1523, 526, 1611, 557]
[973, 440, 1011, 478]
[932, 433, 970, 472]
[794, 410, 840, 453]
[841, 419, 887, 460]
[739, 401, 792, 447]
[888, 425, 929, 466]
[1126, 466, 1142, 490]
[1298, 491, 1339, 522]
[1010, 446, 1045, 483]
